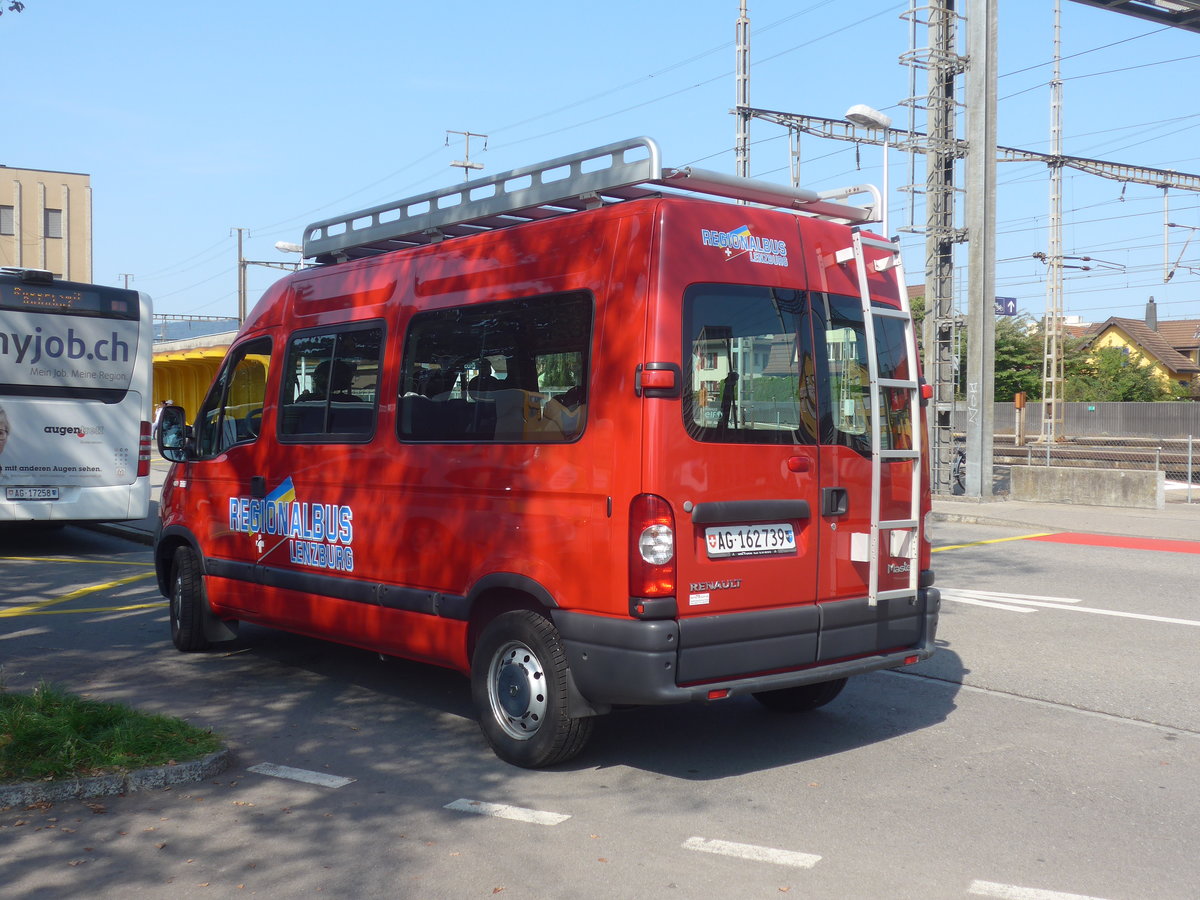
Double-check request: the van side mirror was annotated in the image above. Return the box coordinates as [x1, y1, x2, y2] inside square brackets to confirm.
[157, 406, 190, 463]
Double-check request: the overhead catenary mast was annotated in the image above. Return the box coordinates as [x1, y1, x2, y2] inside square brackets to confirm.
[1041, 0, 1066, 443]
[735, 1, 751, 180]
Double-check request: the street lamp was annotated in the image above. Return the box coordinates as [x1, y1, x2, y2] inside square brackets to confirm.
[235, 237, 306, 324]
[845, 104, 892, 238]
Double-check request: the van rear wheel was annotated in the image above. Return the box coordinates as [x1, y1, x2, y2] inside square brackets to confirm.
[471, 610, 593, 768]
[170, 546, 211, 652]
[752, 677, 848, 712]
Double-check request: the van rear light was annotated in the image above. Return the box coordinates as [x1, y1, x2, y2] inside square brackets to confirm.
[138, 421, 152, 477]
[629, 493, 676, 599]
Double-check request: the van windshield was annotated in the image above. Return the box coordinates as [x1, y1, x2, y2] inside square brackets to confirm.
[682, 284, 817, 445]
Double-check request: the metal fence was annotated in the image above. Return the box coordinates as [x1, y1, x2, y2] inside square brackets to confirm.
[959, 401, 1200, 439]
[948, 402, 1199, 502]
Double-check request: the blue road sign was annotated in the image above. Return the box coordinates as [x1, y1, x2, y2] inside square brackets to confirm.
[994, 296, 1018, 316]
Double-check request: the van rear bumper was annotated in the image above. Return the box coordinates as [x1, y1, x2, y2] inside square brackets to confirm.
[552, 588, 940, 707]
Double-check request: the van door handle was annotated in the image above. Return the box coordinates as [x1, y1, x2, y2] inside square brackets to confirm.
[250, 475, 266, 499]
[821, 487, 849, 517]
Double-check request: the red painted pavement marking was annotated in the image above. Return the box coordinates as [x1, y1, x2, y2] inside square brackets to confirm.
[1027, 533, 1200, 554]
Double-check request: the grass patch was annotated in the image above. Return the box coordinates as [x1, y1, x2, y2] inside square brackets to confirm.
[0, 681, 222, 784]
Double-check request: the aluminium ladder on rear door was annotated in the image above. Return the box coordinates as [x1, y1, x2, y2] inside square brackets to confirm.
[840, 228, 923, 607]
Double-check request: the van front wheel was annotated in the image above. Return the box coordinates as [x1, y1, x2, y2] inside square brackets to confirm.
[752, 677, 848, 712]
[170, 546, 211, 652]
[471, 610, 593, 768]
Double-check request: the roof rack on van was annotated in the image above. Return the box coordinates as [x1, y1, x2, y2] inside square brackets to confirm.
[302, 137, 881, 263]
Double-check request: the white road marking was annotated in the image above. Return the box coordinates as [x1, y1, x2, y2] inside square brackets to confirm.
[945, 595, 1037, 613]
[968, 879, 1114, 900]
[943, 588, 1078, 613]
[948, 589, 1082, 605]
[682, 836, 821, 869]
[443, 798, 570, 825]
[942, 589, 1200, 627]
[246, 763, 355, 788]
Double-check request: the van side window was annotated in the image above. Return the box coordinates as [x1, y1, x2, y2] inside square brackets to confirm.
[193, 337, 272, 458]
[682, 284, 817, 445]
[812, 293, 914, 456]
[280, 324, 383, 441]
[398, 291, 592, 443]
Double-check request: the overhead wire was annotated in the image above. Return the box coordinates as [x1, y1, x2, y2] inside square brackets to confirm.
[149, 3, 1199, 327]
[151, 1, 903, 311]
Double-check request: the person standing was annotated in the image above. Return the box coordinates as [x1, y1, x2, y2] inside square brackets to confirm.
[152, 400, 171, 439]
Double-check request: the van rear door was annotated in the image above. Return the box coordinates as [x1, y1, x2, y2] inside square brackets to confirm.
[650, 280, 823, 683]
[812, 287, 922, 604]
[802, 211, 930, 663]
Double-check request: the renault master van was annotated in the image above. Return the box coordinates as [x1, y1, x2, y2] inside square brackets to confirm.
[154, 137, 939, 768]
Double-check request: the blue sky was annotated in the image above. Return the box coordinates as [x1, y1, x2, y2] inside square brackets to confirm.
[4, 1, 1199, 327]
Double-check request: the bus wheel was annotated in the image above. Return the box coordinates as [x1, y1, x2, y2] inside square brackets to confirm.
[170, 546, 211, 652]
[752, 677, 848, 713]
[471, 610, 593, 768]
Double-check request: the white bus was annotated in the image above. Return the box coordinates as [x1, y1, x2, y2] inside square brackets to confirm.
[0, 268, 153, 523]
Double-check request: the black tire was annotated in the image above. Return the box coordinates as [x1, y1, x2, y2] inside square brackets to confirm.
[170, 545, 211, 652]
[752, 677, 848, 713]
[471, 610, 593, 768]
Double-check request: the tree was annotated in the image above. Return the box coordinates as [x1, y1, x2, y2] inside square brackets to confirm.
[953, 313, 1047, 402]
[0, 2, 27, 17]
[992, 315, 1044, 402]
[1063, 346, 1187, 402]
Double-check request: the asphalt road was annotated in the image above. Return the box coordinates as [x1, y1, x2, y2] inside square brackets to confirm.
[1, 520, 1197, 899]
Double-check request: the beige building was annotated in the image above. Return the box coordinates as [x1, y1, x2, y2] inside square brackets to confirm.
[0, 165, 92, 281]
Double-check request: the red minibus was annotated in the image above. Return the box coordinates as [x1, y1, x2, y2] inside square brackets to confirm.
[154, 137, 938, 767]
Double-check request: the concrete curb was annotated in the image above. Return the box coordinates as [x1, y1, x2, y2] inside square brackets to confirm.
[84, 521, 154, 546]
[0, 748, 230, 808]
[930, 510, 1054, 531]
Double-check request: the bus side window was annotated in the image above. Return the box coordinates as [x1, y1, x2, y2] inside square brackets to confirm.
[280, 324, 383, 440]
[398, 291, 592, 444]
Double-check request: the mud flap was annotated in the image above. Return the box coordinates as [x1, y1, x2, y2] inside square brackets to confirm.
[203, 614, 239, 643]
[565, 666, 611, 719]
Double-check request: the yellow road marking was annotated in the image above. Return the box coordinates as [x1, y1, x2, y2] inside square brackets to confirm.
[0, 572, 157, 618]
[933, 532, 1055, 552]
[14, 602, 167, 615]
[3, 556, 153, 566]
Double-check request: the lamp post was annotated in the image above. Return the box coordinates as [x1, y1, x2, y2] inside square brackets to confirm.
[844, 104, 892, 238]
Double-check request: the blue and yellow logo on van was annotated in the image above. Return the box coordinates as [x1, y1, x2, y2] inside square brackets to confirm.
[700, 225, 789, 267]
[229, 476, 356, 572]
